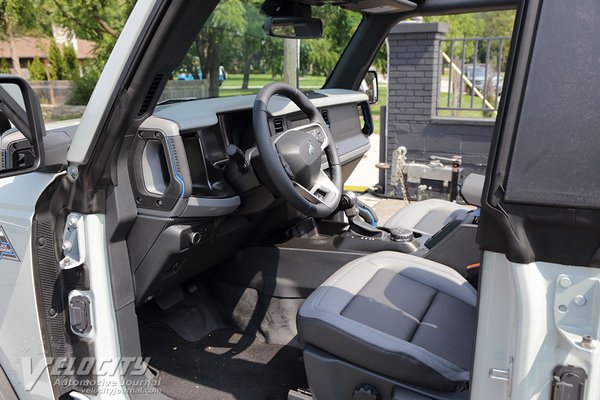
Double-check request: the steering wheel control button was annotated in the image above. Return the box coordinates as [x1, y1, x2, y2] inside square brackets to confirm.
[306, 127, 325, 144]
[278, 154, 295, 179]
[390, 228, 414, 242]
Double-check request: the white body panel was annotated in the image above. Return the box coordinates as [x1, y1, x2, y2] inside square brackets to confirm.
[0, 173, 59, 399]
[69, 214, 130, 400]
[472, 251, 600, 399]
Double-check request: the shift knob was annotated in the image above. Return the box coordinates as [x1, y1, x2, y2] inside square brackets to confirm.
[340, 191, 358, 211]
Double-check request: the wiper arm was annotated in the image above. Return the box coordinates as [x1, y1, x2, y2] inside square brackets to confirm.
[157, 97, 198, 106]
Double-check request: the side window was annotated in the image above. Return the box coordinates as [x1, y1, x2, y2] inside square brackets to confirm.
[382, 13, 516, 197]
[429, 12, 516, 119]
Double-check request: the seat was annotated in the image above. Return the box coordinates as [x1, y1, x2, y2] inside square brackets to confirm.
[384, 173, 485, 236]
[297, 251, 477, 395]
[384, 198, 470, 236]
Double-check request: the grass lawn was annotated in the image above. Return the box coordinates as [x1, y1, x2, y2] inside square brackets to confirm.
[221, 73, 326, 89]
[46, 113, 84, 122]
[370, 85, 387, 135]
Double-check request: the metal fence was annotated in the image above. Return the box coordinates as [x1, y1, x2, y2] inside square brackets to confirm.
[437, 36, 511, 118]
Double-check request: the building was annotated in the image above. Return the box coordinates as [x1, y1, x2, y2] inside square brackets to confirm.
[0, 36, 96, 79]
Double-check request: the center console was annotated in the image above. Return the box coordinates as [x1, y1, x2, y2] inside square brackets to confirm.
[330, 191, 426, 254]
[281, 192, 481, 282]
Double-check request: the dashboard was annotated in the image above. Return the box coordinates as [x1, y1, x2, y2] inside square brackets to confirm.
[126, 88, 374, 304]
[129, 89, 372, 218]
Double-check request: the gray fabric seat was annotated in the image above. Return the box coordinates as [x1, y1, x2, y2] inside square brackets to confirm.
[297, 251, 477, 392]
[384, 199, 471, 236]
[384, 173, 485, 236]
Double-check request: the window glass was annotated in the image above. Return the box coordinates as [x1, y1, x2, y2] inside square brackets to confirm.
[159, 1, 361, 102]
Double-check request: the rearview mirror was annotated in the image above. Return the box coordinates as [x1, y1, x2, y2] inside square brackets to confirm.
[264, 17, 323, 39]
[0, 75, 45, 176]
[360, 70, 379, 104]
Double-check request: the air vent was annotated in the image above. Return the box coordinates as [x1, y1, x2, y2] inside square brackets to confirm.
[320, 109, 330, 126]
[138, 74, 164, 116]
[273, 118, 285, 133]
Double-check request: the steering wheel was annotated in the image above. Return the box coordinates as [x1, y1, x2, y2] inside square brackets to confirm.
[252, 82, 342, 218]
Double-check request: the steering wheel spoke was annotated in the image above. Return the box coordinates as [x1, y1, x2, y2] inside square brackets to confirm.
[293, 170, 340, 211]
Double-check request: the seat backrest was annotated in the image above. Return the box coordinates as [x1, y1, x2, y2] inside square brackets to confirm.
[460, 173, 485, 207]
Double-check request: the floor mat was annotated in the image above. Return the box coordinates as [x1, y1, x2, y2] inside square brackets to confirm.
[137, 287, 228, 343]
[140, 323, 307, 400]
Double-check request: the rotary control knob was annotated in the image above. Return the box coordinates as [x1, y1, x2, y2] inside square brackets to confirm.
[352, 384, 380, 400]
[390, 228, 414, 242]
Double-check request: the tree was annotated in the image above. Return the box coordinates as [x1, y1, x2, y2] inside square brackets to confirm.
[239, 1, 263, 89]
[46, 0, 135, 101]
[68, 61, 101, 105]
[302, 6, 362, 77]
[373, 42, 388, 75]
[47, 39, 67, 80]
[194, 0, 245, 97]
[28, 56, 47, 80]
[63, 44, 80, 79]
[47, 0, 135, 60]
[426, 13, 485, 63]
[262, 38, 284, 79]
[481, 11, 516, 69]
[0, 59, 10, 73]
[0, 0, 38, 76]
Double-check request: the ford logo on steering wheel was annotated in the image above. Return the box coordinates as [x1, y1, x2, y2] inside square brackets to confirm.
[308, 141, 315, 156]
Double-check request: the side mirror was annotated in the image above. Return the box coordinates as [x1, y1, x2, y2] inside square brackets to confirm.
[360, 70, 379, 104]
[264, 17, 323, 39]
[0, 75, 45, 176]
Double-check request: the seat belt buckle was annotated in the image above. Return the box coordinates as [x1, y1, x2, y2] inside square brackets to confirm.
[466, 262, 481, 288]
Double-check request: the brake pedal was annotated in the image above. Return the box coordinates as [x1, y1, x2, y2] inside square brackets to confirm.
[288, 388, 312, 399]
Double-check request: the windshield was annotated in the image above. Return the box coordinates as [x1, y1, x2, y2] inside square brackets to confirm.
[158, 1, 361, 103]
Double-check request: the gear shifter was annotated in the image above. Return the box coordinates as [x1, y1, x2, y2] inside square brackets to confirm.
[340, 191, 384, 237]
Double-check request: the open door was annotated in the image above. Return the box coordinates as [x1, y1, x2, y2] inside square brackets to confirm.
[472, 0, 600, 398]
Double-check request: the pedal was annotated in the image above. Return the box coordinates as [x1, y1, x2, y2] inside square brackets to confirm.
[288, 388, 312, 400]
[154, 286, 185, 310]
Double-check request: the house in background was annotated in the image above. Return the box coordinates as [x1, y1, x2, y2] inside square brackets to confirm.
[0, 35, 95, 79]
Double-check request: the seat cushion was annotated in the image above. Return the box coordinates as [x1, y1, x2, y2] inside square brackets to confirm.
[384, 199, 470, 236]
[297, 251, 477, 392]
